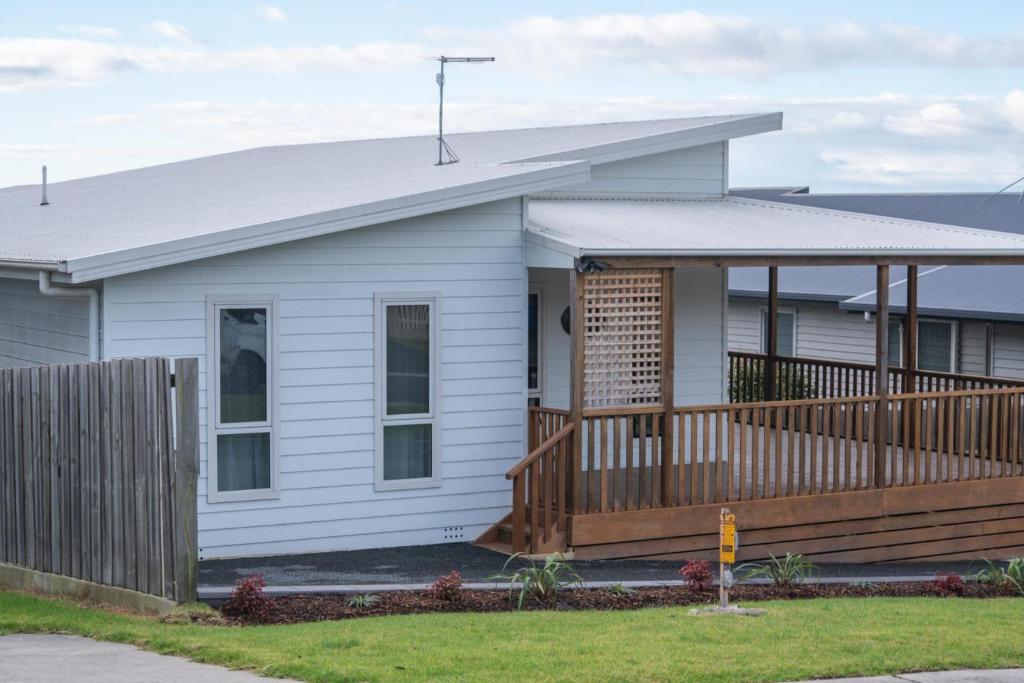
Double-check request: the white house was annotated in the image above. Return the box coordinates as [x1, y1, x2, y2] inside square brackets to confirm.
[6, 114, 1024, 560]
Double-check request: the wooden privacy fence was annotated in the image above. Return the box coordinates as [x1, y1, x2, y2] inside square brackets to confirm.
[0, 357, 199, 603]
[728, 351, 1024, 402]
[569, 386, 1024, 516]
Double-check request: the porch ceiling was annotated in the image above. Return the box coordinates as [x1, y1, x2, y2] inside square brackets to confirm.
[526, 196, 1024, 267]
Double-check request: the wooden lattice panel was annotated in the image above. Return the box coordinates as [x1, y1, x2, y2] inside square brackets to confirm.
[583, 269, 663, 408]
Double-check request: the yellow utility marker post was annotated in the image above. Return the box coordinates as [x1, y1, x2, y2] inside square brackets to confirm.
[719, 508, 736, 609]
[691, 508, 765, 617]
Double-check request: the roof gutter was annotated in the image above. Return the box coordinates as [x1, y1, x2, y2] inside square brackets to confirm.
[38, 271, 99, 362]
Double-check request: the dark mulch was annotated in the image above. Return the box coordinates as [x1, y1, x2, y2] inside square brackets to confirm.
[221, 581, 1020, 625]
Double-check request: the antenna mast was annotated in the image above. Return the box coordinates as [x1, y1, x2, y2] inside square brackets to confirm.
[433, 55, 494, 165]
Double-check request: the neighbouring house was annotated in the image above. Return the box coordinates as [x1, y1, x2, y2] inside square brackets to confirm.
[5, 114, 1024, 563]
[728, 187, 1024, 378]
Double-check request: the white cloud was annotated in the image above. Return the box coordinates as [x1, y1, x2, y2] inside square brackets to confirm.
[818, 146, 1022, 186]
[150, 21, 195, 44]
[258, 5, 288, 22]
[58, 24, 119, 39]
[0, 38, 422, 91]
[429, 11, 1024, 75]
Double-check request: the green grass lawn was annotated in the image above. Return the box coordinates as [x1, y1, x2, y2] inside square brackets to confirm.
[2, 590, 1024, 682]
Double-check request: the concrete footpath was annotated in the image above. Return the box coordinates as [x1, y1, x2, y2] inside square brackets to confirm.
[0, 634, 294, 682]
[790, 671, 1024, 682]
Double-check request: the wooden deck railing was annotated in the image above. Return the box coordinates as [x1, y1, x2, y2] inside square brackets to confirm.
[569, 386, 1024, 516]
[528, 405, 570, 452]
[729, 351, 1024, 402]
[506, 420, 574, 554]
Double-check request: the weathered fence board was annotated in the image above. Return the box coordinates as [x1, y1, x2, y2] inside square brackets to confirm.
[0, 357, 198, 602]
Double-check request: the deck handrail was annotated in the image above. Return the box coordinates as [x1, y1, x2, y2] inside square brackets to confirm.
[507, 423, 575, 479]
[506, 421, 575, 553]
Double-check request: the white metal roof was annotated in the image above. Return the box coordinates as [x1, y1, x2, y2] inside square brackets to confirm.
[0, 113, 779, 282]
[526, 196, 1024, 261]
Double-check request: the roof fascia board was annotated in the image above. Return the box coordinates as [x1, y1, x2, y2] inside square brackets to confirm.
[64, 160, 590, 283]
[524, 229, 583, 260]
[839, 300, 1024, 324]
[581, 248, 1024, 263]
[727, 290, 854, 303]
[507, 113, 782, 166]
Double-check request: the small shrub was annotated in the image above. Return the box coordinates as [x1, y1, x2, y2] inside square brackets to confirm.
[488, 553, 583, 609]
[606, 582, 635, 596]
[679, 560, 714, 590]
[851, 580, 879, 592]
[931, 572, 967, 596]
[737, 553, 816, 587]
[972, 559, 1009, 586]
[347, 593, 380, 609]
[426, 570, 463, 602]
[223, 574, 271, 622]
[1004, 557, 1024, 596]
[729, 359, 817, 402]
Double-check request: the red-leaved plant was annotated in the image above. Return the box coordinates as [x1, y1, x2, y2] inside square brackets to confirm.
[426, 570, 463, 602]
[679, 560, 714, 591]
[223, 573, 271, 622]
[931, 572, 967, 596]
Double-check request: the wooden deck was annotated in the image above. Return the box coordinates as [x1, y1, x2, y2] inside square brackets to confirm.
[481, 384, 1024, 560]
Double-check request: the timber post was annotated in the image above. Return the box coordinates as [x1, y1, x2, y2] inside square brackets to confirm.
[904, 264, 918, 394]
[765, 266, 779, 401]
[660, 267, 675, 506]
[568, 267, 585, 515]
[874, 264, 890, 487]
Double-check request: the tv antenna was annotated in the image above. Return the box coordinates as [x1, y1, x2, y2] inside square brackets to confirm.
[432, 55, 494, 165]
[981, 175, 1024, 205]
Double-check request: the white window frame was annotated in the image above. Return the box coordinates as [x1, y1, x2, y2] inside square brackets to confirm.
[888, 318, 904, 368]
[528, 289, 543, 406]
[917, 318, 958, 373]
[206, 294, 280, 503]
[374, 292, 442, 491]
[759, 306, 798, 357]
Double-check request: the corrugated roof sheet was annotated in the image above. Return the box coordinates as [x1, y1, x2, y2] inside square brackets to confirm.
[527, 196, 1024, 257]
[0, 114, 775, 278]
[727, 188, 1024, 320]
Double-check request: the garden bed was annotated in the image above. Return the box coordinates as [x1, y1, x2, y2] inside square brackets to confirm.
[222, 580, 1019, 625]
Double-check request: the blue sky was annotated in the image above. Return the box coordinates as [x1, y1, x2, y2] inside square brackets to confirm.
[2, 1, 1023, 191]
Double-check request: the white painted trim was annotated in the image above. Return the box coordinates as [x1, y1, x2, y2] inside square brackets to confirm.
[205, 293, 280, 504]
[507, 114, 782, 165]
[528, 288, 544, 403]
[759, 305, 798, 357]
[374, 291, 443, 492]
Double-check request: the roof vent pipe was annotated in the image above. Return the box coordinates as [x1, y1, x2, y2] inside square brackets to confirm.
[40, 165, 49, 206]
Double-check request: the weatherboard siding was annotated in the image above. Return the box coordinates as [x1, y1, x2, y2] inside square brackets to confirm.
[0, 277, 89, 367]
[993, 324, 1024, 380]
[531, 266, 727, 409]
[102, 198, 527, 559]
[551, 142, 726, 197]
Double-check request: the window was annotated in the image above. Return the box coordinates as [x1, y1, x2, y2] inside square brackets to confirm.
[528, 291, 542, 405]
[375, 293, 440, 490]
[888, 320, 903, 368]
[918, 320, 956, 372]
[207, 295, 278, 502]
[760, 308, 796, 357]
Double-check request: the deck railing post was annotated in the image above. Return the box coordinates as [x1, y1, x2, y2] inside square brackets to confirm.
[904, 264, 918, 394]
[765, 266, 779, 401]
[875, 265, 890, 487]
[568, 267, 585, 515]
[660, 267, 675, 506]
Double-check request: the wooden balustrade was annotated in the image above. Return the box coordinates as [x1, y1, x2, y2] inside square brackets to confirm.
[506, 421, 574, 554]
[528, 405, 570, 452]
[558, 385, 1024, 522]
[729, 351, 1024, 402]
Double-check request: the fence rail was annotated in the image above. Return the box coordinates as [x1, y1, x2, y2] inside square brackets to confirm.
[729, 351, 1024, 402]
[0, 357, 199, 603]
